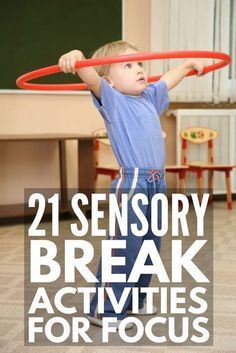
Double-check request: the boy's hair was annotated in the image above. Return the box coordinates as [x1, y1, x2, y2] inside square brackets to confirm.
[92, 40, 138, 77]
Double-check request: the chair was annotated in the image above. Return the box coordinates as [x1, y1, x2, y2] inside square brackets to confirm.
[92, 128, 119, 182]
[165, 165, 189, 193]
[181, 126, 236, 209]
[162, 131, 189, 193]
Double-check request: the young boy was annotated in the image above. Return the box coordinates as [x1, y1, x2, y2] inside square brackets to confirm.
[58, 40, 204, 329]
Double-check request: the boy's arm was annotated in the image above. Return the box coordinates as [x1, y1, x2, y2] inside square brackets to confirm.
[58, 50, 101, 99]
[161, 59, 204, 91]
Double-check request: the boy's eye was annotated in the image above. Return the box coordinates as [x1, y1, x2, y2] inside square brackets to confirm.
[123, 62, 143, 69]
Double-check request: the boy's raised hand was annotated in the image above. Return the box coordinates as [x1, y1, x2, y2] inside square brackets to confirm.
[58, 49, 101, 99]
[192, 59, 205, 76]
[58, 50, 85, 75]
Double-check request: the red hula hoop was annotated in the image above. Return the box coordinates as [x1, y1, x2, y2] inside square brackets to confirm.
[16, 50, 231, 91]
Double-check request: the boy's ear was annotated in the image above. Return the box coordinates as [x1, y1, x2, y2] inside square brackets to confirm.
[103, 76, 114, 87]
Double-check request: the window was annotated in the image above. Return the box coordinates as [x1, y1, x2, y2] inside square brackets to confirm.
[150, 0, 236, 102]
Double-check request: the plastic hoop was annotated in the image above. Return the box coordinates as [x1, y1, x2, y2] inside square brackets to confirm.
[16, 50, 231, 91]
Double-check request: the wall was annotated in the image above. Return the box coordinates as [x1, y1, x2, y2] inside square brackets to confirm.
[123, 0, 151, 51]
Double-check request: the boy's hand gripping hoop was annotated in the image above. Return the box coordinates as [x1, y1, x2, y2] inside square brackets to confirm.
[16, 50, 231, 91]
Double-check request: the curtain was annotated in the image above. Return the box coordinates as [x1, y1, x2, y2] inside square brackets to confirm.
[229, 0, 236, 103]
[150, 0, 236, 103]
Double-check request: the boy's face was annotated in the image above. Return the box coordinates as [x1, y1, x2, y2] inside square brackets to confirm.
[107, 49, 148, 95]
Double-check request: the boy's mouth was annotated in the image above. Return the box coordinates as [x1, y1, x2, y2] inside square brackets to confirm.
[137, 76, 146, 82]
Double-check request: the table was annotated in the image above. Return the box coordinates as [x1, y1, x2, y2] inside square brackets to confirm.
[0, 133, 98, 219]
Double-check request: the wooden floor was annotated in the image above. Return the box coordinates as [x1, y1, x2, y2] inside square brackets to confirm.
[0, 201, 235, 352]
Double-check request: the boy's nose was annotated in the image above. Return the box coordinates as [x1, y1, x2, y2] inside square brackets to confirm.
[136, 66, 143, 74]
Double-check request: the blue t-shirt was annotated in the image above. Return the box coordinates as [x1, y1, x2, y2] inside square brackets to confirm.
[92, 78, 169, 169]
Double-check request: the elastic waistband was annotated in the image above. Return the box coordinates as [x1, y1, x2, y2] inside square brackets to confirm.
[119, 167, 165, 177]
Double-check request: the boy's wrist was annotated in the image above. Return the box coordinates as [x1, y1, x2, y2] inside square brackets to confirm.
[183, 59, 204, 76]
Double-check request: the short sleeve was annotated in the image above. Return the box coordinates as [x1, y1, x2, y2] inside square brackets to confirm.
[143, 80, 169, 115]
[91, 78, 118, 123]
